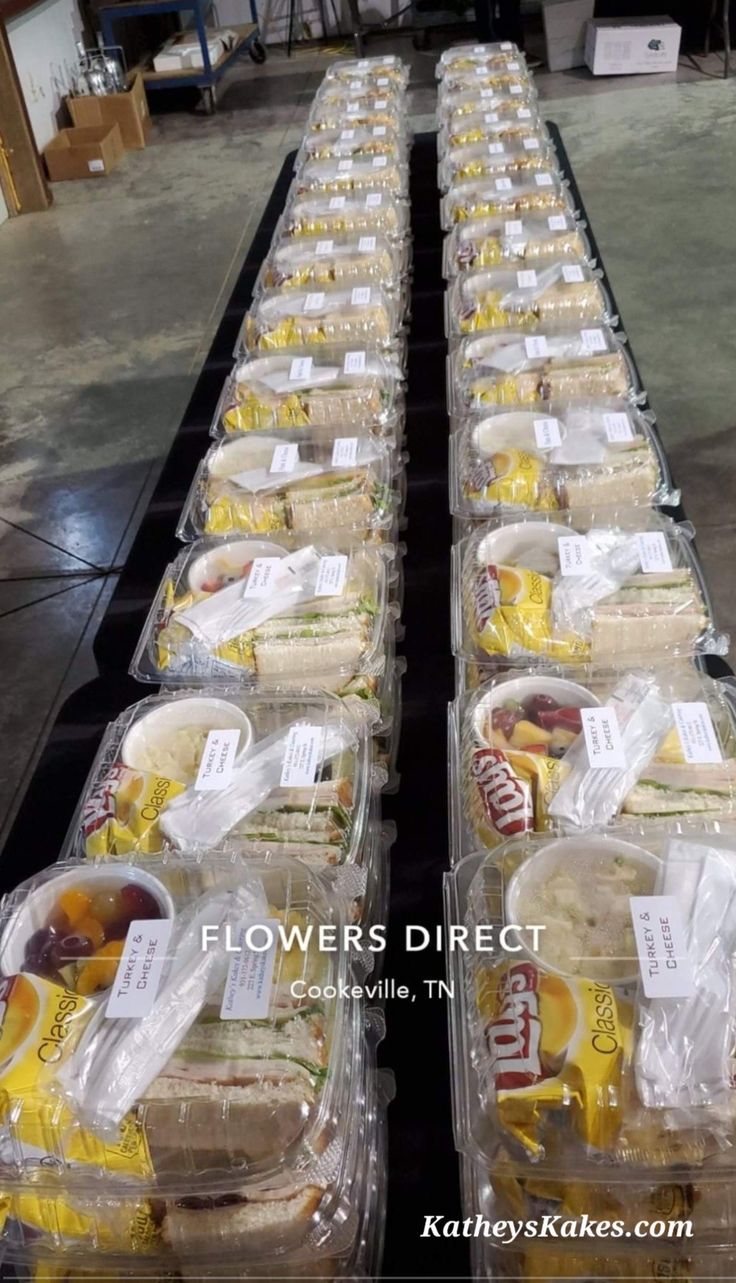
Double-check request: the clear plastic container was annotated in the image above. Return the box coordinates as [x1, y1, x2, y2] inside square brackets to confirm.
[68, 690, 374, 865]
[176, 434, 398, 544]
[281, 189, 410, 243]
[438, 138, 558, 191]
[254, 231, 408, 299]
[449, 401, 677, 516]
[297, 124, 405, 166]
[438, 109, 546, 155]
[449, 665, 736, 858]
[437, 42, 523, 76]
[238, 283, 401, 355]
[448, 326, 639, 413]
[442, 173, 574, 230]
[0, 853, 364, 1195]
[131, 538, 396, 706]
[446, 826, 736, 1178]
[446, 263, 614, 338]
[307, 95, 406, 138]
[440, 91, 541, 133]
[439, 70, 534, 104]
[295, 155, 407, 199]
[321, 55, 409, 90]
[451, 509, 727, 669]
[212, 350, 404, 440]
[443, 211, 590, 277]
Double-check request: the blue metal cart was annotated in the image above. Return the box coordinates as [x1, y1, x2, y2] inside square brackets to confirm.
[98, 0, 266, 113]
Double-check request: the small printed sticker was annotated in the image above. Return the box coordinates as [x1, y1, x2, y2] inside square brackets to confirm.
[562, 263, 585, 283]
[374, 98, 388, 108]
[328, 195, 346, 209]
[557, 534, 591, 576]
[504, 219, 523, 236]
[106, 920, 173, 1019]
[315, 239, 334, 256]
[523, 137, 540, 151]
[315, 554, 348, 597]
[365, 192, 383, 207]
[484, 112, 499, 124]
[517, 106, 532, 120]
[347, 102, 360, 114]
[480, 89, 496, 99]
[332, 436, 359, 467]
[304, 292, 325, 312]
[630, 896, 695, 998]
[220, 919, 280, 1020]
[270, 442, 300, 473]
[358, 235, 376, 251]
[488, 142, 505, 154]
[340, 128, 356, 140]
[372, 155, 387, 168]
[495, 177, 512, 191]
[195, 729, 241, 792]
[289, 356, 313, 381]
[581, 706, 626, 769]
[509, 84, 522, 94]
[338, 158, 354, 172]
[636, 531, 673, 574]
[580, 327, 607, 353]
[500, 41, 513, 50]
[547, 213, 568, 231]
[535, 172, 553, 186]
[672, 702, 723, 765]
[473, 45, 486, 52]
[475, 66, 487, 76]
[351, 286, 371, 306]
[507, 60, 520, 70]
[243, 558, 281, 599]
[524, 335, 549, 358]
[376, 77, 389, 86]
[343, 350, 366, 374]
[357, 59, 369, 69]
[349, 79, 361, 89]
[87, 159, 105, 173]
[280, 723, 322, 787]
[373, 125, 387, 137]
[533, 417, 561, 449]
[603, 411, 634, 443]
[516, 269, 537, 288]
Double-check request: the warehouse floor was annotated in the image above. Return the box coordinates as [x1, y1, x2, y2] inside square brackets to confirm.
[0, 36, 734, 844]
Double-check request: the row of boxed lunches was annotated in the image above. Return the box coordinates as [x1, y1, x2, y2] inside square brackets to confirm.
[438, 44, 736, 1280]
[0, 53, 412, 1281]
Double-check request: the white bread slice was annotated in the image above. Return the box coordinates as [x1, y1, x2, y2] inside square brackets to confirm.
[142, 1078, 313, 1163]
[163, 1184, 324, 1255]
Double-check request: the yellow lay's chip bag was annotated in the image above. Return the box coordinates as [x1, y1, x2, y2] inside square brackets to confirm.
[82, 764, 186, 857]
[464, 448, 559, 512]
[470, 562, 590, 661]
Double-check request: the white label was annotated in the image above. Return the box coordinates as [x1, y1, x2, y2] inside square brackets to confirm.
[347, 102, 360, 114]
[340, 128, 355, 140]
[533, 416, 561, 450]
[488, 142, 505, 154]
[500, 41, 512, 49]
[535, 172, 553, 186]
[244, 557, 280, 599]
[374, 98, 388, 108]
[557, 534, 591, 576]
[672, 702, 723, 765]
[507, 60, 520, 70]
[351, 286, 371, 306]
[343, 349, 366, 374]
[562, 264, 585, 283]
[524, 335, 549, 358]
[603, 411, 634, 443]
[195, 729, 241, 792]
[304, 292, 325, 312]
[372, 155, 387, 168]
[349, 79, 361, 89]
[338, 158, 353, 172]
[220, 918, 279, 1019]
[365, 192, 382, 207]
[517, 106, 532, 119]
[523, 137, 540, 151]
[358, 235, 376, 251]
[376, 77, 389, 86]
[509, 84, 522, 94]
[315, 239, 335, 258]
[372, 125, 387, 137]
[581, 327, 607, 353]
[504, 219, 523, 236]
[332, 436, 359, 466]
[475, 66, 487, 76]
[495, 177, 512, 191]
[516, 269, 537, 288]
[581, 705, 626, 769]
[636, 531, 673, 574]
[87, 159, 105, 173]
[106, 920, 173, 1019]
[315, 553, 348, 596]
[357, 59, 369, 68]
[270, 442, 300, 473]
[473, 44, 485, 52]
[630, 896, 695, 999]
[280, 723, 322, 787]
[289, 356, 313, 381]
[548, 214, 567, 230]
[480, 89, 496, 99]
[484, 112, 499, 124]
[328, 195, 346, 209]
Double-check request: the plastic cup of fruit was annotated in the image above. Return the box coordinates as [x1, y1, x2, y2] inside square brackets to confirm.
[0, 864, 175, 985]
[120, 696, 254, 778]
[475, 520, 570, 575]
[505, 835, 661, 986]
[187, 539, 288, 594]
[472, 674, 599, 747]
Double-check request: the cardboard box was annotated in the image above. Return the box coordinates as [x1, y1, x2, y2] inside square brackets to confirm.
[542, 0, 595, 72]
[585, 16, 682, 75]
[67, 74, 150, 151]
[43, 124, 125, 182]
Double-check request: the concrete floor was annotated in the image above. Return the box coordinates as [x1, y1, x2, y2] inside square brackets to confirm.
[0, 37, 734, 845]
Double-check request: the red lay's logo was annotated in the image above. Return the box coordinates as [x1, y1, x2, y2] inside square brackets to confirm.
[486, 961, 543, 1090]
[473, 565, 500, 631]
[471, 747, 533, 835]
